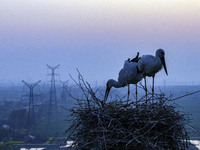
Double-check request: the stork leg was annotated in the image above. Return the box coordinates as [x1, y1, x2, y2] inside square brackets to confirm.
[144, 76, 147, 103]
[127, 84, 130, 104]
[152, 75, 155, 103]
[136, 83, 138, 108]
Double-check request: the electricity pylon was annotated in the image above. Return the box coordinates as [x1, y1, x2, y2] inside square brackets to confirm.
[60, 80, 68, 107]
[22, 80, 41, 135]
[46, 64, 60, 136]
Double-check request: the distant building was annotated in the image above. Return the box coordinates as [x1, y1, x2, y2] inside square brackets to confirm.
[2, 124, 9, 129]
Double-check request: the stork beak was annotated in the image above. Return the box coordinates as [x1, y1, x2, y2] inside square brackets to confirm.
[161, 56, 168, 75]
[104, 85, 111, 101]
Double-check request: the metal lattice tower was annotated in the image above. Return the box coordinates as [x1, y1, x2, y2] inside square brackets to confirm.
[22, 80, 41, 134]
[46, 64, 60, 136]
[60, 80, 68, 107]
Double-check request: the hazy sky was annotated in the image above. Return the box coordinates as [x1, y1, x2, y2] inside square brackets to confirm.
[0, 0, 200, 85]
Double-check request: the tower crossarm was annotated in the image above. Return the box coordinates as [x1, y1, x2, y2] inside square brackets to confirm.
[46, 64, 60, 71]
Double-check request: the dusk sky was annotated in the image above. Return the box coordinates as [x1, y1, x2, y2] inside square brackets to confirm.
[0, 0, 200, 85]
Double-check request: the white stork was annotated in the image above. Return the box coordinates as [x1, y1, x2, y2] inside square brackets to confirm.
[137, 49, 168, 101]
[104, 60, 143, 104]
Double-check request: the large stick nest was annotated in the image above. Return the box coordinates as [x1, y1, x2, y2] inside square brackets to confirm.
[66, 72, 189, 150]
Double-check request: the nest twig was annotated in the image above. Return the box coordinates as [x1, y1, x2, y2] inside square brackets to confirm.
[66, 71, 190, 150]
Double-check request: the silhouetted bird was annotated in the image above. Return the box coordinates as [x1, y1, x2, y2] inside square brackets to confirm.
[128, 52, 141, 63]
[137, 49, 168, 101]
[105, 61, 143, 103]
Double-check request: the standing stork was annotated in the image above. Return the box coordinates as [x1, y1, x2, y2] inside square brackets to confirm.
[137, 49, 168, 102]
[104, 60, 143, 105]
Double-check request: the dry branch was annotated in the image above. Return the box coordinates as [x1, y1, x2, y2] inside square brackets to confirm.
[66, 71, 190, 150]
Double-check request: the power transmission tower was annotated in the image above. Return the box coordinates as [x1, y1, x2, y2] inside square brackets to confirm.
[22, 80, 41, 135]
[60, 80, 68, 107]
[46, 64, 60, 136]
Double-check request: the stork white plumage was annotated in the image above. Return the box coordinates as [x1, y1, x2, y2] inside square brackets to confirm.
[137, 49, 168, 101]
[104, 60, 143, 104]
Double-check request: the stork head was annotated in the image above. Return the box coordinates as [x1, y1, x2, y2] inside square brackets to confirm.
[104, 79, 113, 101]
[156, 49, 168, 75]
[156, 49, 165, 57]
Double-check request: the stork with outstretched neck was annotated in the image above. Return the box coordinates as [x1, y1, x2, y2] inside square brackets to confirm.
[137, 49, 168, 102]
[104, 60, 143, 104]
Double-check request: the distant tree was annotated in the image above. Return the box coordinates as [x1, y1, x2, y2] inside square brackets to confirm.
[0, 126, 9, 141]
[8, 109, 27, 129]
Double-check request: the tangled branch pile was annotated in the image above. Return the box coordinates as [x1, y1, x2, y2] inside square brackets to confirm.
[66, 72, 189, 149]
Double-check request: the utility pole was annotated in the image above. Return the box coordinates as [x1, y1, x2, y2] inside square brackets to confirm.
[60, 80, 68, 107]
[46, 64, 60, 136]
[22, 80, 41, 135]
